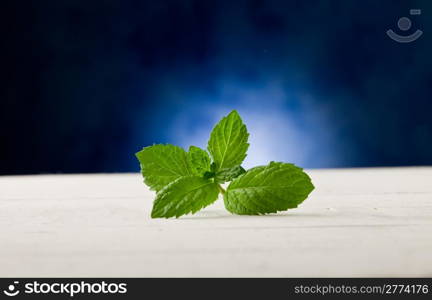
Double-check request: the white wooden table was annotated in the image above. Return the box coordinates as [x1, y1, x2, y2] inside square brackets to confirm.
[1, 168, 431, 277]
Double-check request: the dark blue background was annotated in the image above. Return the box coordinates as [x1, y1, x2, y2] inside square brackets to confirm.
[2, 0, 431, 175]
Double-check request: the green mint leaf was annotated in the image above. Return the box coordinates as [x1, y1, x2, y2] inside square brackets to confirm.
[224, 162, 314, 215]
[210, 162, 217, 172]
[151, 176, 219, 218]
[188, 145, 211, 175]
[135, 144, 193, 192]
[207, 110, 249, 171]
[203, 171, 216, 179]
[214, 165, 246, 183]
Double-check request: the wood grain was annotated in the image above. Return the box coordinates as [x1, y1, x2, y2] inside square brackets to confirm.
[1, 168, 431, 277]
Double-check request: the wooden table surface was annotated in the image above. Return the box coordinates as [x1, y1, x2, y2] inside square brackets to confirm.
[1, 168, 431, 277]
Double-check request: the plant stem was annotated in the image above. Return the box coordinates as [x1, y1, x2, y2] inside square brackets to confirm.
[218, 184, 226, 194]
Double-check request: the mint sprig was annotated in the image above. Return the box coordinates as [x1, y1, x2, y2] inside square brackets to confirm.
[136, 110, 314, 218]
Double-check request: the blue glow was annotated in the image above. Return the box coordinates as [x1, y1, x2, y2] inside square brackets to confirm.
[166, 81, 346, 168]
